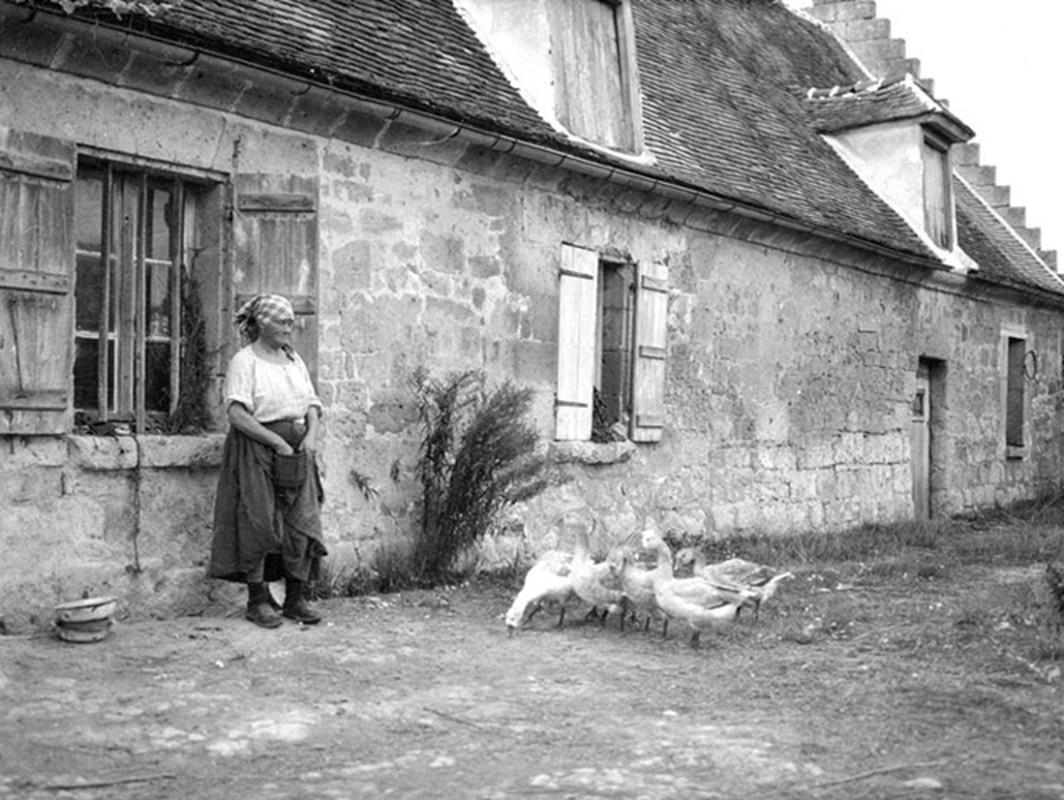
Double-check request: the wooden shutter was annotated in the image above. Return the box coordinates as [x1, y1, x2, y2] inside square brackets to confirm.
[232, 175, 319, 380]
[555, 243, 599, 441]
[630, 261, 668, 443]
[0, 128, 75, 435]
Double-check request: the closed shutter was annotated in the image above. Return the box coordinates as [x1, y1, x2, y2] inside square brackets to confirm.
[0, 128, 75, 435]
[630, 261, 668, 443]
[232, 175, 319, 380]
[555, 243, 598, 441]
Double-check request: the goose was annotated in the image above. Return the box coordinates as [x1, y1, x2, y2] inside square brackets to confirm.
[673, 548, 794, 622]
[615, 542, 668, 636]
[570, 523, 625, 628]
[504, 549, 576, 636]
[641, 531, 755, 648]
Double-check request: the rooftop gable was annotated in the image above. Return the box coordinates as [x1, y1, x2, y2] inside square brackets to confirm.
[14, 0, 1058, 297]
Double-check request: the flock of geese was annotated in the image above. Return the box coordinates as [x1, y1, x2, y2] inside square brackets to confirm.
[504, 522, 794, 648]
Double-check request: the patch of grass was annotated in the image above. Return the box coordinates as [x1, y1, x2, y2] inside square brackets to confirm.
[312, 542, 424, 599]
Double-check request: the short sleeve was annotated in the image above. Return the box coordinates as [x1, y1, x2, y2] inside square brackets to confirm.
[223, 348, 256, 412]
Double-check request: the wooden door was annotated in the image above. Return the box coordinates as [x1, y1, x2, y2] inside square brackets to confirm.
[911, 365, 931, 520]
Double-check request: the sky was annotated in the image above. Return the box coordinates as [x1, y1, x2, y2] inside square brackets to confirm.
[868, 0, 1061, 257]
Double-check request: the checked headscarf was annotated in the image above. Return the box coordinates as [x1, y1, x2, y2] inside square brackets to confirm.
[234, 294, 297, 357]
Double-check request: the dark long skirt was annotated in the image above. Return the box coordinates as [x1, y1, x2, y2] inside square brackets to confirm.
[207, 421, 327, 583]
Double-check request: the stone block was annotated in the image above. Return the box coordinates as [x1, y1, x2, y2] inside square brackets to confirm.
[0, 435, 67, 468]
[68, 435, 138, 470]
[172, 54, 247, 112]
[138, 435, 225, 469]
[0, 8, 66, 66]
[54, 28, 133, 86]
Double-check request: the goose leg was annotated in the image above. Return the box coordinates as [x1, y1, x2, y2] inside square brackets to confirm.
[689, 630, 701, 649]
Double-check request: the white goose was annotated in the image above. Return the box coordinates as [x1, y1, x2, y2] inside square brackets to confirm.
[504, 549, 576, 636]
[673, 548, 794, 622]
[641, 531, 755, 648]
[570, 522, 625, 628]
[615, 534, 668, 635]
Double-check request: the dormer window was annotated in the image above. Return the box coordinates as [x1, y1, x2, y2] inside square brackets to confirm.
[922, 129, 954, 249]
[804, 74, 974, 260]
[549, 0, 639, 152]
[456, 0, 644, 154]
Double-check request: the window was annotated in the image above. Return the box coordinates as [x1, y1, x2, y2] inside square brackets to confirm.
[1005, 336, 1025, 451]
[73, 159, 212, 432]
[555, 243, 667, 443]
[548, 0, 640, 152]
[922, 129, 953, 249]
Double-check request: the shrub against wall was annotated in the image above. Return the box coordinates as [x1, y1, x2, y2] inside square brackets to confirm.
[412, 368, 556, 582]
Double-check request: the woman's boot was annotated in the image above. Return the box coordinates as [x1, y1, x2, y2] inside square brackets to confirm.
[246, 582, 283, 628]
[282, 577, 321, 625]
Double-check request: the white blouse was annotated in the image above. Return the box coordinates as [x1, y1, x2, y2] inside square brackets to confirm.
[223, 345, 322, 423]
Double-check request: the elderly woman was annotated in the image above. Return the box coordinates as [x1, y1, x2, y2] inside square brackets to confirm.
[208, 294, 327, 628]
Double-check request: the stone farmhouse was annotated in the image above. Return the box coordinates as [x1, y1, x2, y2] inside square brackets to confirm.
[1, 0, 1062, 627]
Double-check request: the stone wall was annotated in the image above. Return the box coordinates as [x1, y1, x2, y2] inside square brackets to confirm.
[2, 14, 1063, 629]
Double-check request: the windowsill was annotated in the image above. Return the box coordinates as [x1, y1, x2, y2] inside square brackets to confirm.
[1005, 444, 1027, 461]
[68, 433, 226, 470]
[549, 438, 637, 465]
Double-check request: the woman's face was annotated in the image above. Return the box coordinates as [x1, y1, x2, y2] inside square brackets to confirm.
[257, 313, 295, 351]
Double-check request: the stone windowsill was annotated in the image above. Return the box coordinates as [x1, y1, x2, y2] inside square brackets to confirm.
[549, 438, 637, 465]
[68, 433, 226, 471]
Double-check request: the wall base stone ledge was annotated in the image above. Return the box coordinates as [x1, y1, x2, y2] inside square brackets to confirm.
[68, 435, 138, 470]
[67, 434, 226, 470]
[549, 439, 637, 465]
[139, 434, 226, 469]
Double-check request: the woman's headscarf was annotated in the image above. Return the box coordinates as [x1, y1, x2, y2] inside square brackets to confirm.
[235, 294, 296, 358]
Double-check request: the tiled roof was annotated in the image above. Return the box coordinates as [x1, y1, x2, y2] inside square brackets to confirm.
[629, 0, 932, 256]
[129, 0, 561, 140]
[805, 74, 974, 141]
[44, 0, 1059, 295]
[955, 179, 1064, 297]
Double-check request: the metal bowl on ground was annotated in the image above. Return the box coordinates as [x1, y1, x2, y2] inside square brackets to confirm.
[54, 596, 117, 625]
[55, 617, 114, 644]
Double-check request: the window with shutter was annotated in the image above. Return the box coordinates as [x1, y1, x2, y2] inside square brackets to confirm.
[555, 243, 667, 443]
[922, 129, 953, 250]
[72, 157, 218, 434]
[631, 261, 668, 443]
[0, 128, 76, 435]
[1005, 336, 1025, 451]
[555, 243, 599, 440]
[232, 174, 319, 382]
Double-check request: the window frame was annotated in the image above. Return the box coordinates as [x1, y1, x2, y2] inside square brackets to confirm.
[73, 151, 222, 434]
[547, 0, 643, 154]
[1004, 334, 1026, 456]
[921, 128, 954, 250]
[555, 243, 666, 444]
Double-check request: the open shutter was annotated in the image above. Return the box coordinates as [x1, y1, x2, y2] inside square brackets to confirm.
[555, 243, 598, 440]
[232, 174, 319, 380]
[0, 128, 75, 435]
[630, 260, 668, 443]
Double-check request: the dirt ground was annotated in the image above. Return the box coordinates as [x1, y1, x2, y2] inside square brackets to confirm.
[2, 545, 1063, 799]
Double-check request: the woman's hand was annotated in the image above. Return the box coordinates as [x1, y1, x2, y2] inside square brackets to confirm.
[275, 440, 296, 457]
[299, 429, 317, 456]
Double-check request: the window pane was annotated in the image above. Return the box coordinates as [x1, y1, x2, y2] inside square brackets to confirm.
[73, 337, 98, 410]
[75, 175, 102, 251]
[147, 184, 172, 261]
[146, 262, 172, 338]
[75, 252, 104, 331]
[145, 341, 171, 412]
[74, 337, 116, 411]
